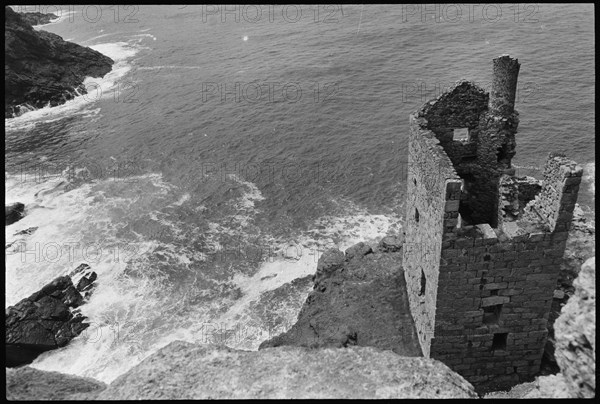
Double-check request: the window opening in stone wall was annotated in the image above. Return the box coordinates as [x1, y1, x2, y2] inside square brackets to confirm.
[415, 208, 420, 223]
[497, 144, 510, 164]
[483, 304, 503, 325]
[418, 269, 426, 296]
[453, 128, 470, 142]
[458, 174, 476, 225]
[491, 332, 508, 351]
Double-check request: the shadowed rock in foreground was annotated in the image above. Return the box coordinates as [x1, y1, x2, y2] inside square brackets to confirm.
[98, 341, 476, 399]
[6, 342, 477, 399]
[6, 367, 107, 400]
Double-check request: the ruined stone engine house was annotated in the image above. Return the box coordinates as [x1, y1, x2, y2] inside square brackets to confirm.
[403, 55, 582, 391]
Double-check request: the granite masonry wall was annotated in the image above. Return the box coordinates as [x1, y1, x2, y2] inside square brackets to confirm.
[403, 55, 582, 393]
[403, 114, 462, 357]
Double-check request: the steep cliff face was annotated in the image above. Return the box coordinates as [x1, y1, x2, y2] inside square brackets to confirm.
[485, 257, 596, 399]
[5, 6, 114, 117]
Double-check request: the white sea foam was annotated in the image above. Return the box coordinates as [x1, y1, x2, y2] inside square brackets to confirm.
[8, 173, 265, 382]
[11, 170, 401, 382]
[132, 33, 157, 41]
[5, 173, 169, 306]
[198, 201, 403, 351]
[6, 172, 186, 382]
[171, 193, 191, 207]
[137, 65, 204, 71]
[227, 174, 266, 227]
[81, 33, 116, 43]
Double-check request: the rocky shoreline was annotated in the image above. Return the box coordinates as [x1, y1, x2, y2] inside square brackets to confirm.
[5, 6, 114, 118]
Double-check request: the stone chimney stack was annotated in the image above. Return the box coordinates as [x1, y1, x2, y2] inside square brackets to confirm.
[490, 55, 521, 116]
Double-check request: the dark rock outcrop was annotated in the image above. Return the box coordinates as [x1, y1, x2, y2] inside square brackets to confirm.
[6, 202, 25, 225]
[5, 264, 98, 367]
[5, 6, 114, 117]
[259, 241, 422, 356]
[6, 366, 107, 400]
[16, 11, 58, 26]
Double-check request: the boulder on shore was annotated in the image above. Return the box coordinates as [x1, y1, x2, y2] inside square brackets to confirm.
[6, 202, 25, 225]
[5, 263, 98, 367]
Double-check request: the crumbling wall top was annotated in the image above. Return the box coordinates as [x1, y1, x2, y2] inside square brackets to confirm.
[409, 114, 461, 183]
[416, 80, 489, 132]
